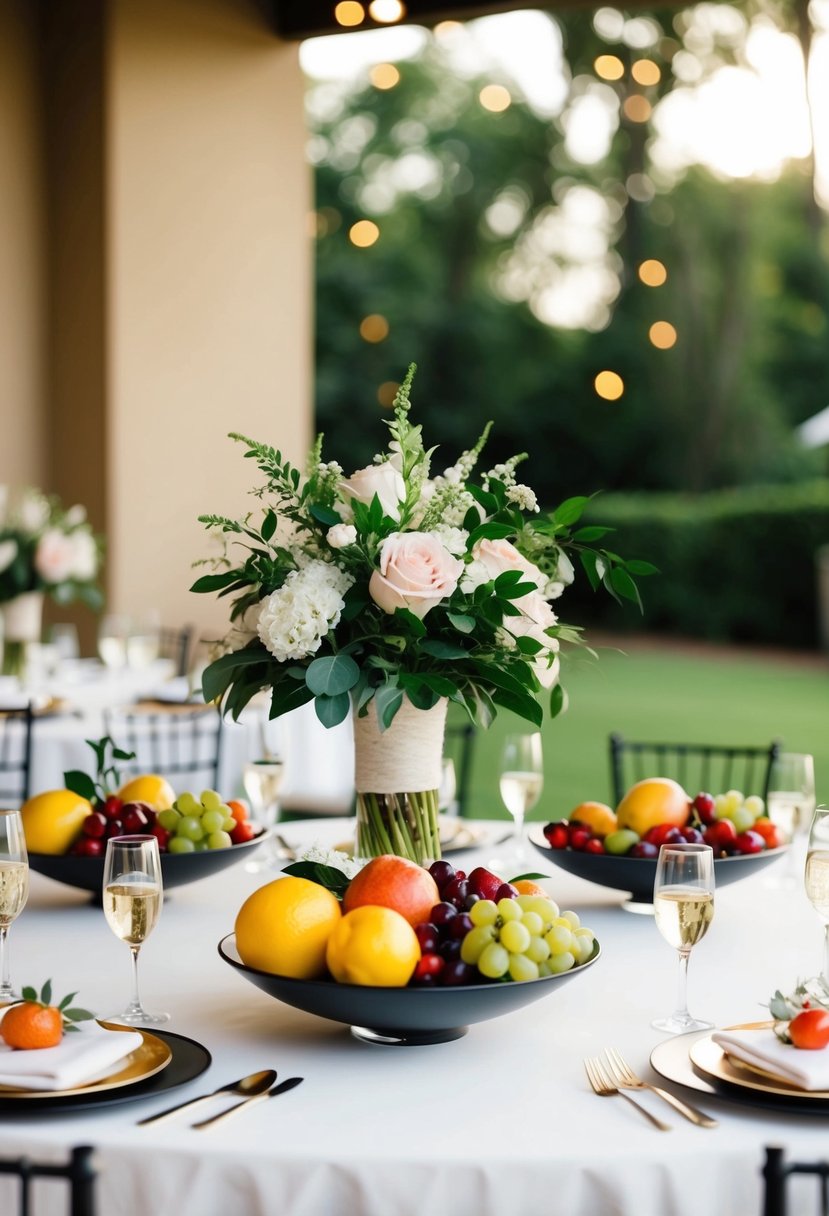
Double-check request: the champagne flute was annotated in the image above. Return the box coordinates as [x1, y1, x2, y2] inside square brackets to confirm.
[652, 843, 715, 1034]
[103, 836, 168, 1025]
[804, 806, 829, 983]
[0, 809, 28, 1004]
[97, 614, 129, 671]
[243, 757, 285, 872]
[767, 753, 816, 887]
[498, 732, 543, 862]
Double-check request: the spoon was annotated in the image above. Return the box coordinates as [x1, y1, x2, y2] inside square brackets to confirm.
[136, 1069, 277, 1126]
[192, 1076, 304, 1130]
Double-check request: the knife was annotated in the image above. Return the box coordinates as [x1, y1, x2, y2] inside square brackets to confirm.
[192, 1076, 304, 1130]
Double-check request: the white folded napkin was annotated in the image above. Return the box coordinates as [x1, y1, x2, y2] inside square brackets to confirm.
[0, 1021, 144, 1092]
[712, 1027, 829, 1092]
[142, 677, 193, 704]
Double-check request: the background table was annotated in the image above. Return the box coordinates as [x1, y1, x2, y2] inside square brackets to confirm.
[1, 820, 826, 1216]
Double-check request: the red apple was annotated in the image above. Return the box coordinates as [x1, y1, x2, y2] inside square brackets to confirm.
[703, 819, 737, 851]
[467, 866, 503, 900]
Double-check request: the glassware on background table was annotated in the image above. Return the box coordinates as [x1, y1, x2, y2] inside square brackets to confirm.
[804, 805, 829, 983]
[766, 752, 816, 887]
[103, 835, 169, 1025]
[243, 758, 286, 872]
[49, 623, 80, 663]
[126, 613, 161, 670]
[495, 731, 543, 864]
[438, 758, 458, 817]
[652, 843, 715, 1034]
[0, 809, 29, 1004]
[98, 614, 130, 670]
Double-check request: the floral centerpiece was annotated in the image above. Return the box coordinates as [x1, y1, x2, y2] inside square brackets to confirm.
[0, 487, 103, 676]
[193, 365, 651, 862]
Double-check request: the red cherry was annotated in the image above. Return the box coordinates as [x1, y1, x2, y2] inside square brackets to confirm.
[150, 824, 170, 852]
[415, 923, 440, 953]
[584, 837, 606, 854]
[703, 820, 737, 850]
[680, 826, 705, 844]
[412, 953, 445, 983]
[692, 792, 717, 824]
[105, 819, 124, 839]
[733, 830, 765, 855]
[74, 836, 104, 857]
[82, 811, 108, 839]
[644, 824, 684, 847]
[103, 795, 124, 821]
[630, 841, 659, 859]
[230, 820, 255, 845]
[545, 824, 569, 850]
[569, 827, 593, 852]
[495, 882, 518, 900]
[544, 819, 568, 841]
[467, 867, 503, 901]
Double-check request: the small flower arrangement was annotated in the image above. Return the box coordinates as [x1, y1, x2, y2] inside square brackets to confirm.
[193, 364, 651, 733]
[0, 487, 102, 609]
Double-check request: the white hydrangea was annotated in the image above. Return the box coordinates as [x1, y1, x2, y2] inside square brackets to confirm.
[297, 844, 364, 879]
[257, 560, 354, 662]
[432, 525, 469, 556]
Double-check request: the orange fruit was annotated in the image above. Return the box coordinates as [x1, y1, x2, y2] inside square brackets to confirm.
[227, 799, 248, 824]
[235, 876, 342, 979]
[1, 1002, 63, 1049]
[118, 774, 176, 811]
[342, 855, 439, 928]
[569, 801, 618, 838]
[616, 778, 690, 836]
[326, 906, 420, 986]
[21, 790, 93, 854]
[511, 879, 549, 897]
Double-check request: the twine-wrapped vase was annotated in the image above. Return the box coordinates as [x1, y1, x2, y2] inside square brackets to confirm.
[354, 696, 447, 864]
[1, 592, 43, 678]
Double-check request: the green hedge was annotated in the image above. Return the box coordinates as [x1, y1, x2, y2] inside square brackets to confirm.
[563, 481, 829, 648]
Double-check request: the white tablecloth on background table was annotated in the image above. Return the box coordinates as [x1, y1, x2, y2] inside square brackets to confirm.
[1, 821, 826, 1216]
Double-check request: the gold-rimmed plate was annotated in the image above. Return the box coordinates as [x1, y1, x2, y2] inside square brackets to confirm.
[689, 1034, 829, 1101]
[0, 1021, 172, 1100]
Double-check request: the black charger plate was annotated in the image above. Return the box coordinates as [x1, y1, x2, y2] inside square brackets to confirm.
[0, 1028, 211, 1114]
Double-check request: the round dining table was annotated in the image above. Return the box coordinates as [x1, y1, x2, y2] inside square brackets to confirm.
[1, 819, 826, 1216]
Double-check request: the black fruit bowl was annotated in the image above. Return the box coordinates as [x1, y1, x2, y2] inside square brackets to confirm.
[528, 826, 788, 909]
[218, 932, 601, 1045]
[28, 829, 270, 895]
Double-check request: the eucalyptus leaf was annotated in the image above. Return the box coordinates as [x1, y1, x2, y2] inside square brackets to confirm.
[314, 691, 351, 729]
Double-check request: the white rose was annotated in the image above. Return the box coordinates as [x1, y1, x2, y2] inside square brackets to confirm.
[369, 532, 464, 620]
[65, 505, 87, 527]
[327, 523, 357, 549]
[67, 530, 97, 581]
[18, 491, 50, 533]
[34, 529, 76, 584]
[504, 591, 560, 688]
[340, 461, 406, 521]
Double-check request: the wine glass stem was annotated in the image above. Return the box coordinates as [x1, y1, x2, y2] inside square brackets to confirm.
[129, 946, 143, 1013]
[512, 804, 526, 847]
[823, 924, 829, 987]
[674, 949, 691, 1021]
[0, 926, 11, 999]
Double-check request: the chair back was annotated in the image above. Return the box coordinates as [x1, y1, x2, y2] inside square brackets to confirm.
[0, 1145, 97, 1216]
[0, 705, 33, 807]
[763, 1145, 829, 1216]
[105, 706, 222, 791]
[609, 734, 781, 806]
[443, 721, 477, 817]
[158, 626, 194, 678]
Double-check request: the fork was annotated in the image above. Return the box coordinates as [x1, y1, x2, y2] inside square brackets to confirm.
[584, 1056, 672, 1130]
[602, 1048, 718, 1128]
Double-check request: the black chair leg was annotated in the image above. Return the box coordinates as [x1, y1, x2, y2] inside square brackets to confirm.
[763, 1146, 787, 1216]
[70, 1146, 97, 1216]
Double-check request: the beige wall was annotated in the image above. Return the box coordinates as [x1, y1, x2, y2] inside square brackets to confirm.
[107, 0, 312, 639]
[0, 0, 46, 489]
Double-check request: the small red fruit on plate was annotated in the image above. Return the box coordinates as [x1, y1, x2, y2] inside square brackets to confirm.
[679, 826, 705, 844]
[789, 1009, 829, 1050]
[543, 822, 569, 850]
[569, 826, 593, 852]
[412, 953, 445, 983]
[495, 882, 519, 901]
[82, 811, 107, 839]
[630, 841, 659, 859]
[703, 820, 737, 850]
[150, 824, 171, 851]
[102, 795, 123, 821]
[692, 792, 717, 825]
[644, 824, 685, 847]
[72, 836, 104, 857]
[230, 820, 256, 845]
[226, 799, 249, 824]
[467, 867, 503, 901]
[733, 830, 764, 855]
[753, 818, 784, 849]
[584, 837, 606, 855]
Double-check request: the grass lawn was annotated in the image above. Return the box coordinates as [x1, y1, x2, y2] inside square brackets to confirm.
[455, 639, 829, 824]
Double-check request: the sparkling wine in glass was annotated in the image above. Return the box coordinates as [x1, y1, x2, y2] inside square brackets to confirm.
[103, 835, 168, 1025]
[767, 752, 816, 887]
[498, 732, 543, 861]
[98, 614, 129, 670]
[126, 614, 161, 670]
[652, 843, 715, 1034]
[243, 757, 285, 872]
[0, 809, 28, 1004]
[805, 806, 829, 983]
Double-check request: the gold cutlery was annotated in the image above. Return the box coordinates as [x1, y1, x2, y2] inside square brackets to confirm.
[136, 1069, 277, 1126]
[193, 1076, 304, 1130]
[584, 1056, 671, 1130]
[602, 1047, 718, 1128]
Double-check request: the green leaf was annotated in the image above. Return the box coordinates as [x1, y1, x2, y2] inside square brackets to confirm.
[374, 683, 404, 730]
[399, 678, 440, 711]
[63, 1008, 95, 1022]
[281, 861, 350, 898]
[111, 747, 136, 762]
[22, 986, 37, 1002]
[309, 503, 341, 527]
[268, 679, 314, 719]
[314, 691, 351, 729]
[58, 991, 78, 1011]
[201, 645, 269, 703]
[420, 640, 470, 660]
[447, 612, 475, 634]
[190, 571, 240, 594]
[466, 520, 515, 548]
[515, 635, 543, 656]
[306, 654, 360, 697]
[624, 559, 659, 576]
[579, 550, 600, 591]
[508, 872, 550, 883]
[490, 687, 543, 727]
[260, 509, 277, 541]
[40, 979, 52, 1006]
[553, 496, 589, 527]
[610, 566, 642, 610]
[549, 683, 566, 719]
[392, 607, 427, 637]
[572, 526, 614, 542]
[63, 770, 97, 802]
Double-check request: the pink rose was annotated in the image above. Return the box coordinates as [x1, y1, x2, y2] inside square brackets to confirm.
[369, 532, 464, 620]
[471, 538, 545, 591]
[340, 461, 406, 521]
[34, 529, 76, 584]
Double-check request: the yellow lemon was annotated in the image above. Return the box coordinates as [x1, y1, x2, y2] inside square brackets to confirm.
[616, 777, 690, 836]
[235, 876, 342, 979]
[569, 801, 618, 838]
[326, 905, 420, 987]
[118, 774, 176, 810]
[21, 790, 93, 854]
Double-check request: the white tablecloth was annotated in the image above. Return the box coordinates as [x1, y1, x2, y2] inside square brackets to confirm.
[1, 822, 826, 1216]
